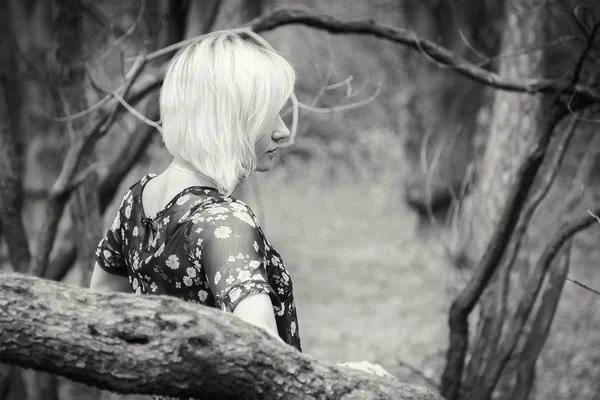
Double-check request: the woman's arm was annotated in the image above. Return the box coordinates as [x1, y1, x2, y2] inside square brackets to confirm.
[89, 262, 131, 293]
[233, 293, 283, 343]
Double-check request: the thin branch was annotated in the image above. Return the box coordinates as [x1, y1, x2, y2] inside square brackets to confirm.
[137, 27, 248, 62]
[481, 205, 600, 398]
[565, 276, 600, 296]
[587, 209, 600, 224]
[49, 94, 112, 122]
[324, 75, 353, 91]
[396, 357, 439, 391]
[30, 56, 147, 278]
[473, 35, 581, 69]
[110, 0, 146, 50]
[112, 91, 163, 133]
[297, 82, 382, 113]
[81, 2, 127, 37]
[571, 22, 600, 84]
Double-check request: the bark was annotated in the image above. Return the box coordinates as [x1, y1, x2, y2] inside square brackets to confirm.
[0, 272, 442, 400]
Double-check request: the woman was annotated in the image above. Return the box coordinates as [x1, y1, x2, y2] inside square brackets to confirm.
[90, 31, 390, 398]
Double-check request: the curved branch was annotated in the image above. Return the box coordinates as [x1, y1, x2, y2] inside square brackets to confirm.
[30, 56, 148, 278]
[479, 205, 600, 399]
[439, 101, 565, 399]
[472, 115, 580, 375]
[137, 7, 600, 104]
[0, 272, 443, 400]
[45, 107, 159, 282]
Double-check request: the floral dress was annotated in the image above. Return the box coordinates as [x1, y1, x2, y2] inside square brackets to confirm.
[95, 174, 301, 399]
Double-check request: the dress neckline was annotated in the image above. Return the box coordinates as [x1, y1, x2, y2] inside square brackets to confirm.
[138, 174, 218, 222]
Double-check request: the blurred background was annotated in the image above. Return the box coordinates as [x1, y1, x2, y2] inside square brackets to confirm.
[1, 1, 599, 399]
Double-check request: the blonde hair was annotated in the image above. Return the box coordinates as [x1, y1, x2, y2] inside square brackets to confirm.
[159, 30, 296, 195]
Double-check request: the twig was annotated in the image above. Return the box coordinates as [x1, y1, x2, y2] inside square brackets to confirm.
[49, 94, 112, 122]
[111, 0, 146, 50]
[396, 357, 439, 390]
[297, 82, 382, 113]
[138, 27, 248, 62]
[565, 276, 600, 296]
[324, 75, 353, 91]
[571, 22, 600, 85]
[467, 35, 582, 69]
[587, 209, 600, 224]
[112, 91, 163, 133]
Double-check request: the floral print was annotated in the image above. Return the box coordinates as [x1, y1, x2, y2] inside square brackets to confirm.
[95, 174, 301, 400]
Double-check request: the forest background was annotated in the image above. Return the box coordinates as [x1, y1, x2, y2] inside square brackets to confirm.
[0, 1, 599, 399]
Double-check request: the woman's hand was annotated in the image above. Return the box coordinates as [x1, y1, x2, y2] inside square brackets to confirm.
[337, 361, 395, 379]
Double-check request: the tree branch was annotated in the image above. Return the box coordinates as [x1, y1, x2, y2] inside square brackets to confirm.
[468, 114, 579, 380]
[480, 205, 600, 399]
[0, 272, 443, 400]
[30, 56, 147, 278]
[510, 242, 572, 400]
[439, 100, 565, 400]
[45, 107, 159, 282]
[137, 7, 600, 103]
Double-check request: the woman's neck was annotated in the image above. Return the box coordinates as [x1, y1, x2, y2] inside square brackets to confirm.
[167, 158, 216, 189]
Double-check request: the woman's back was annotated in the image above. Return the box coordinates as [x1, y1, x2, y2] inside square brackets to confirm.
[96, 174, 301, 351]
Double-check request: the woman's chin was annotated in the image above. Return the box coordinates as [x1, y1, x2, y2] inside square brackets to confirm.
[256, 155, 276, 172]
[256, 162, 272, 172]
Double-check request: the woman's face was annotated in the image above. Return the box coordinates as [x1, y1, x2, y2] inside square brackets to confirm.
[255, 114, 290, 172]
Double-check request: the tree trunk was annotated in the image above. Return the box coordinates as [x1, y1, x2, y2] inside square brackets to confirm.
[455, 1, 589, 399]
[0, 2, 31, 276]
[0, 272, 442, 400]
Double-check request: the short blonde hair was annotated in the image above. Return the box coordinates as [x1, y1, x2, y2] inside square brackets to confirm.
[159, 30, 296, 195]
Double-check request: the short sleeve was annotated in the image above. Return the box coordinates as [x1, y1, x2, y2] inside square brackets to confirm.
[95, 206, 128, 277]
[185, 201, 280, 312]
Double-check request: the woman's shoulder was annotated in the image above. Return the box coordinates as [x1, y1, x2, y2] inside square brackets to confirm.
[120, 174, 157, 204]
[184, 197, 262, 239]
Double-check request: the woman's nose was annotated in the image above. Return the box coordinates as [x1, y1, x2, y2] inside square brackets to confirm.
[272, 116, 291, 142]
